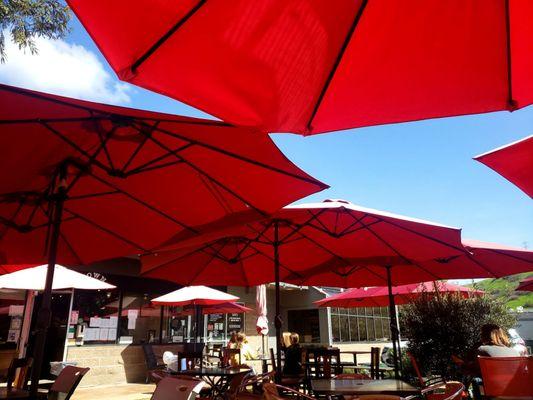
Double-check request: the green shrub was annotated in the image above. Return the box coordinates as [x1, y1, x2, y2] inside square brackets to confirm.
[400, 291, 515, 380]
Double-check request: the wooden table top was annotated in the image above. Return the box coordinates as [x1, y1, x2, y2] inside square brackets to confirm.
[311, 379, 419, 396]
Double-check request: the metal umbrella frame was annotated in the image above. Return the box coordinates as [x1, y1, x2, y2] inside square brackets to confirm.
[142, 200, 469, 379]
[0, 84, 326, 394]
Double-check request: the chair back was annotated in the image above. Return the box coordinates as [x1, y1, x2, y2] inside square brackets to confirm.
[143, 343, 160, 369]
[336, 373, 371, 380]
[305, 348, 341, 379]
[177, 351, 203, 371]
[151, 377, 204, 400]
[478, 356, 533, 397]
[222, 348, 242, 368]
[49, 366, 90, 400]
[225, 371, 252, 400]
[269, 348, 277, 372]
[6, 357, 33, 390]
[370, 347, 381, 379]
[407, 352, 425, 387]
[420, 382, 464, 400]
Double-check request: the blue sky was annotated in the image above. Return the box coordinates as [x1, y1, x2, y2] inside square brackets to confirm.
[0, 14, 531, 250]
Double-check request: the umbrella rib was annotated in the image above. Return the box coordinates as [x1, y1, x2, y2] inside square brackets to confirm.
[504, 0, 516, 109]
[121, 121, 160, 171]
[0, 85, 231, 127]
[305, 0, 369, 132]
[141, 121, 327, 188]
[141, 242, 215, 275]
[67, 190, 121, 201]
[486, 248, 533, 265]
[130, 0, 207, 74]
[360, 221, 443, 281]
[63, 208, 149, 253]
[186, 242, 223, 286]
[137, 128, 267, 216]
[39, 121, 113, 174]
[198, 174, 235, 214]
[57, 230, 84, 265]
[88, 172, 197, 233]
[340, 219, 382, 237]
[377, 217, 466, 253]
[124, 143, 192, 176]
[278, 209, 327, 244]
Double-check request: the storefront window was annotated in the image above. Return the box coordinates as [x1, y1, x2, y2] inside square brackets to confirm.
[330, 307, 390, 343]
[339, 315, 350, 342]
[71, 289, 120, 345]
[206, 313, 225, 342]
[0, 292, 25, 349]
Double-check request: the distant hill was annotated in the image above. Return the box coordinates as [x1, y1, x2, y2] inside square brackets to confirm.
[470, 272, 533, 309]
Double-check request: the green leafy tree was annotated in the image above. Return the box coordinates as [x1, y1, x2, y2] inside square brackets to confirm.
[400, 291, 516, 380]
[0, 0, 70, 62]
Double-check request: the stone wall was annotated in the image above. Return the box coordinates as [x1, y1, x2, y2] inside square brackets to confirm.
[64, 343, 187, 387]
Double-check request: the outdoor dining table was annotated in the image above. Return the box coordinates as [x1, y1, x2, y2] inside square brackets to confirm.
[174, 366, 251, 399]
[311, 378, 419, 397]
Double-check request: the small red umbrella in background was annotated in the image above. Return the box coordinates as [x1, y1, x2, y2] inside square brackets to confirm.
[152, 286, 239, 342]
[68, 1, 533, 134]
[474, 135, 533, 198]
[142, 199, 466, 377]
[0, 83, 325, 392]
[315, 281, 483, 309]
[516, 276, 533, 291]
[176, 302, 252, 316]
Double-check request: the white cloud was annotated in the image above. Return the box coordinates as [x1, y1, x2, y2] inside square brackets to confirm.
[0, 34, 131, 104]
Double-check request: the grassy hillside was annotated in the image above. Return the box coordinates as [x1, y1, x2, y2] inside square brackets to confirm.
[470, 272, 533, 309]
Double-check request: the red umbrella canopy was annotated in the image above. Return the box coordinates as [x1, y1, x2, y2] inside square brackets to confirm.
[68, 0, 533, 135]
[0, 84, 326, 265]
[141, 199, 465, 286]
[151, 286, 239, 306]
[287, 238, 533, 287]
[474, 135, 533, 198]
[315, 281, 483, 308]
[516, 276, 533, 291]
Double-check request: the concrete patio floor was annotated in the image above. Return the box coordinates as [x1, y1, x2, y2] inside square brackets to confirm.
[72, 383, 156, 400]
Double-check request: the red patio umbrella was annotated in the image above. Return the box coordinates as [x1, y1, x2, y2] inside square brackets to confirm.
[142, 199, 466, 378]
[314, 281, 483, 309]
[474, 135, 533, 198]
[68, 1, 533, 134]
[516, 276, 533, 291]
[285, 239, 533, 287]
[0, 83, 325, 392]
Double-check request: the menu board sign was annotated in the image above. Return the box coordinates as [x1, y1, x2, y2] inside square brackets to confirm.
[227, 312, 244, 332]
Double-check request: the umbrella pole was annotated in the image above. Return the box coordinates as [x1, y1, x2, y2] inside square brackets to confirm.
[386, 265, 400, 380]
[30, 164, 67, 395]
[273, 221, 282, 382]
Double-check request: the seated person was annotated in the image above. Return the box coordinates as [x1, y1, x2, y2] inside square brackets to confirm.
[236, 332, 256, 362]
[282, 333, 303, 376]
[460, 324, 519, 400]
[477, 324, 519, 357]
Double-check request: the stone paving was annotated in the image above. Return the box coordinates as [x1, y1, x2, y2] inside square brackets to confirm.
[72, 383, 155, 400]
